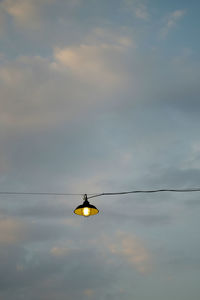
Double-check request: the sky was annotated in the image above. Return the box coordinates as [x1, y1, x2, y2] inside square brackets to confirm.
[0, 0, 200, 299]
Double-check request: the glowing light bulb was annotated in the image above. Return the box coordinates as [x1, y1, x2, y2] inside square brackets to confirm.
[83, 207, 90, 216]
[74, 195, 99, 217]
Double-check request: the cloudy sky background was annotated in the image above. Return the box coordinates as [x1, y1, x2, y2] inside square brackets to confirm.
[0, 0, 200, 299]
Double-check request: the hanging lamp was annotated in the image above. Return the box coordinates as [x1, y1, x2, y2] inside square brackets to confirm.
[74, 194, 99, 217]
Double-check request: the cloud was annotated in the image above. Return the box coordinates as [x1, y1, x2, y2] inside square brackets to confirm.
[135, 3, 149, 20]
[90, 27, 134, 48]
[0, 209, 75, 246]
[0, 9, 6, 35]
[52, 27, 134, 88]
[2, 0, 37, 21]
[0, 55, 100, 130]
[0, 1, 199, 299]
[0, 0, 85, 39]
[50, 246, 70, 257]
[83, 289, 95, 297]
[160, 9, 186, 38]
[0, 32, 132, 131]
[1, 0, 54, 28]
[123, 0, 150, 20]
[0, 217, 25, 244]
[1, 0, 41, 28]
[99, 231, 151, 274]
[53, 43, 127, 88]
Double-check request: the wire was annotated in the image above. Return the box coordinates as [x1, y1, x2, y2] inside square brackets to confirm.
[0, 192, 84, 196]
[87, 188, 200, 199]
[0, 188, 200, 199]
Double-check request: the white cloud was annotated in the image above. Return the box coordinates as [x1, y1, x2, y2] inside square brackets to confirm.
[160, 9, 186, 38]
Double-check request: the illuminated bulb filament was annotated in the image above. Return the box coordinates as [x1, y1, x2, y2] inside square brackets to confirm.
[83, 207, 90, 216]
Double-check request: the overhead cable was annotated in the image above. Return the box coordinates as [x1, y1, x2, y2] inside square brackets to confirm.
[0, 188, 200, 199]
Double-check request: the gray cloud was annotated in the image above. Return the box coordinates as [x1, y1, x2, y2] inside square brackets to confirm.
[0, 1, 200, 299]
